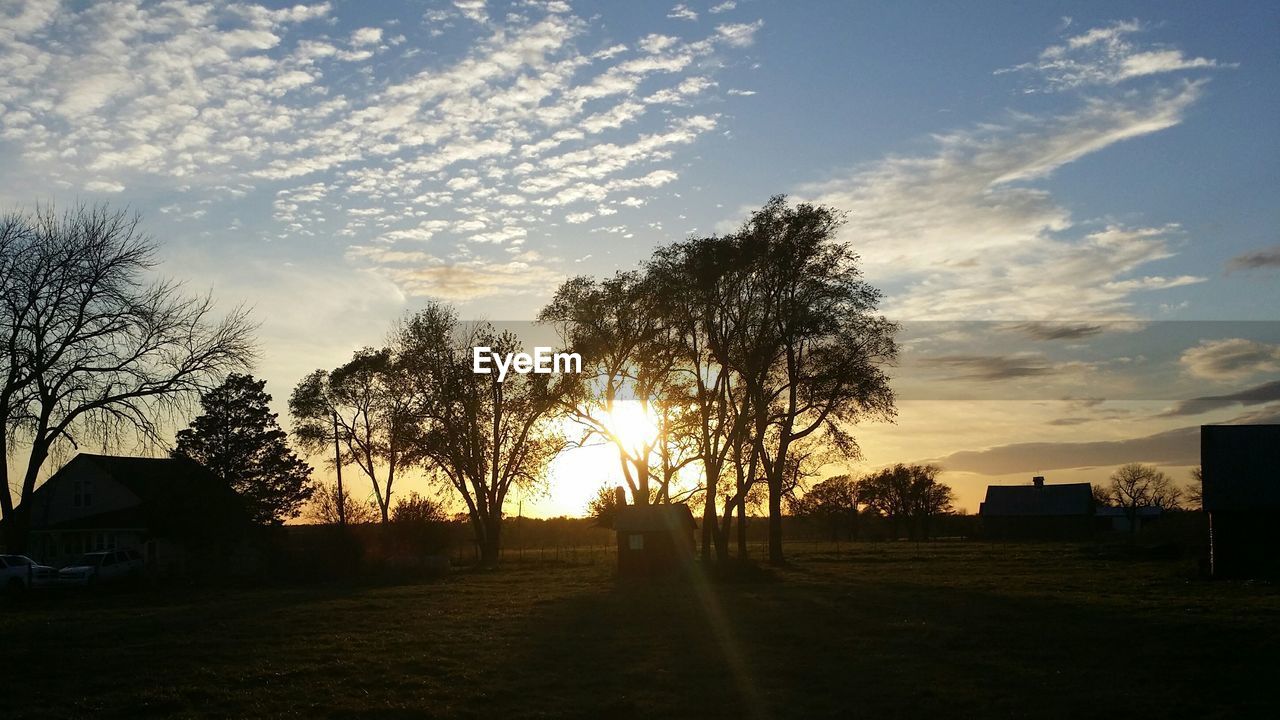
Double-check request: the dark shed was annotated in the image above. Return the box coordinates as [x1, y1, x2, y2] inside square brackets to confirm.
[614, 503, 696, 578]
[978, 476, 1096, 540]
[1202, 424, 1280, 579]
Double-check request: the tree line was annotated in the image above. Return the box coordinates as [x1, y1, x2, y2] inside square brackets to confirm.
[789, 465, 956, 542]
[286, 196, 900, 566]
[1, 198, 900, 566]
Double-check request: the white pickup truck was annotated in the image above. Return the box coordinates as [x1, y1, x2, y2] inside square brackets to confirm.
[1, 554, 57, 593]
[57, 549, 146, 587]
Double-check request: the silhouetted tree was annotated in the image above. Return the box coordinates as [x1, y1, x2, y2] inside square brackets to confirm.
[0, 203, 255, 552]
[539, 272, 667, 506]
[307, 481, 377, 525]
[174, 373, 314, 525]
[1091, 484, 1113, 508]
[1187, 466, 1203, 510]
[790, 474, 859, 540]
[648, 235, 755, 562]
[587, 485, 623, 529]
[394, 304, 568, 566]
[857, 464, 953, 540]
[391, 491, 447, 524]
[1106, 463, 1182, 533]
[726, 197, 898, 563]
[290, 348, 419, 524]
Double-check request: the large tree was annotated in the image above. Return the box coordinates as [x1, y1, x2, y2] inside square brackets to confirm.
[1105, 463, 1183, 533]
[394, 304, 568, 566]
[648, 235, 755, 562]
[856, 464, 954, 541]
[539, 272, 671, 506]
[290, 347, 419, 524]
[173, 373, 314, 525]
[724, 197, 898, 563]
[789, 474, 860, 541]
[0, 204, 255, 552]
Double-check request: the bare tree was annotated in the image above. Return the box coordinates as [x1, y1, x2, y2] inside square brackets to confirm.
[1187, 466, 1203, 510]
[1106, 463, 1183, 533]
[0, 204, 255, 552]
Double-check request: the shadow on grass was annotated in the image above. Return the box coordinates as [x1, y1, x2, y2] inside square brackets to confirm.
[494, 561, 1279, 719]
[4, 551, 1278, 719]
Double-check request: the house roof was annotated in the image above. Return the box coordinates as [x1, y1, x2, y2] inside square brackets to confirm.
[614, 503, 697, 533]
[27, 453, 248, 538]
[980, 482, 1094, 517]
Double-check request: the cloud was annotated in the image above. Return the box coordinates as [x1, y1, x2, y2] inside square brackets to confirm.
[934, 424, 1202, 475]
[915, 352, 1101, 385]
[667, 4, 698, 22]
[1179, 339, 1280, 381]
[1160, 379, 1280, 417]
[715, 20, 763, 47]
[996, 20, 1230, 92]
[0, 0, 764, 303]
[350, 27, 383, 46]
[802, 81, 1208, 320]
[1005, 322, 1105, 341]
[84, 179, 125, 193]
[919, 354, 1060, 381]
[1225, 245, 1280, 274]
[383, 258, 563, 301]
[453, 0, 488, 24]
[709, 2, 737, 14]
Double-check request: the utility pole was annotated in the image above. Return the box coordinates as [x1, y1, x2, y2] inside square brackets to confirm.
[332, 410, 346, 526]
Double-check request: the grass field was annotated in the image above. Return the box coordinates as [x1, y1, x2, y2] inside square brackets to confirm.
[2, 541, 1277, 719]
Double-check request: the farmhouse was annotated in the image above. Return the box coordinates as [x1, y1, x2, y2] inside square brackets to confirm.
[979, 476, 1096, 540]
[614, 499, 697, 578]
[1201, 424, 1280, 579]
[19, 453, 249, 572]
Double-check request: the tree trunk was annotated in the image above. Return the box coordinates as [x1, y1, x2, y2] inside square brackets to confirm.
[5, 439, 51, 554]
[701, 471, 717, 562]
[480, 509, 503, 566]
[2, 505, 30, 553]
[767, 475, 784, 564]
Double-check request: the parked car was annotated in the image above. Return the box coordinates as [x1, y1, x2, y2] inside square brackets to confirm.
[1, 554, 57, 592]
[58, 549, 145, 587]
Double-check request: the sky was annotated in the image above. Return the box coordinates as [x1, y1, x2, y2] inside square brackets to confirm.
[1, 0, 1277, 516]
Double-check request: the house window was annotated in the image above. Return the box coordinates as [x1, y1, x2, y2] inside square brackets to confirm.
[72, 480, 94, 508]
[629, 534, 645, 551]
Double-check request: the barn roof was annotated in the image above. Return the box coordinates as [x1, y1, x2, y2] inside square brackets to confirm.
[614, 503, 697, 533]
[979, 482, 1094, 517]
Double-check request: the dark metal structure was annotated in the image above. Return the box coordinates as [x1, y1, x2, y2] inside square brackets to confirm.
[1202, 424, 1280, 579]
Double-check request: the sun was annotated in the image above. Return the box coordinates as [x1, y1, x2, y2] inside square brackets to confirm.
[526, 401, 663, 517]
[602, 400, 661, 454]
